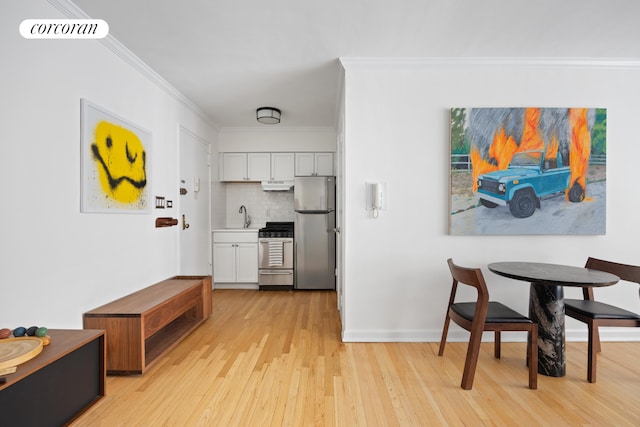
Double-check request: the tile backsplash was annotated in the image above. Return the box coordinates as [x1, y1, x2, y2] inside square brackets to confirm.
[224, 183, 294, 229]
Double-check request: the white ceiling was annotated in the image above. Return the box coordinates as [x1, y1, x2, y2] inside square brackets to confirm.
[69, 0, 640, 129]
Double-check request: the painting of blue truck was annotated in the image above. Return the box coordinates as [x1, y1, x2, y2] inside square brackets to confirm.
[449, 107, 606, 235]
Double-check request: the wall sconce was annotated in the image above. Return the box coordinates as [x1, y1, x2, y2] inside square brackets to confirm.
[256, 107, 281, 124]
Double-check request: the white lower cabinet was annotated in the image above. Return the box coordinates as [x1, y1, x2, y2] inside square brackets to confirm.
[213, 231, 258, 284]
[234, 243, 259, 282]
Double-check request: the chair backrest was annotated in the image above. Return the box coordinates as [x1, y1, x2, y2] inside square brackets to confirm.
[584, 257, 640, 300]
[585, 257, 640, 285]
[446, 258, 490, 306]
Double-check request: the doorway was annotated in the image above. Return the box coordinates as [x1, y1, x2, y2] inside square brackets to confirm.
[178, 126, 211, 275]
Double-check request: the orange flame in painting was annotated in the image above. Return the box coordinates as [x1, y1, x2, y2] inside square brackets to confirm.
[520, 108, 545, 151]
[569, 108, 591, 194]
[470, 107, 590, 196]
[470, 147, 495, 191]
[545, 135, 559, 160]
[489, 127, 519, 170]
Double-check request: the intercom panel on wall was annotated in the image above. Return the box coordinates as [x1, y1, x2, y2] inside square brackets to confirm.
[366, 182, 386, 218]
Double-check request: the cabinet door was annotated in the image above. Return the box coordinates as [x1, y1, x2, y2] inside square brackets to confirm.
[315, 153, 334, 176]
[213, 243, 236, 282]
[235, 243, 258, 282]
[247, 153, 271, 181]
[221, 153, 247, 181]
[295, 153, 316, 176]
[271, 153, 294, 180]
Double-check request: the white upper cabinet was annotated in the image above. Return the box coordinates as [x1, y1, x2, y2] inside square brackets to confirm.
[270, 153, 295, 181]
[220, 152, 333, 180]
[247, 153, 270, 181]
[220, 152, 271, 181]
[295, 152, 334, 176]
[314, 153, 334, 176]
[294, 153, 315, 176]
[220, 152, 247, 181]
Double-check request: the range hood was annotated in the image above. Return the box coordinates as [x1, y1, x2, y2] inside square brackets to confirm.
[261, 180, 294, 191]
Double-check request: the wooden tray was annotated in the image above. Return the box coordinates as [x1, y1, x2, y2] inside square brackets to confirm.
[0, 337, 43, 370]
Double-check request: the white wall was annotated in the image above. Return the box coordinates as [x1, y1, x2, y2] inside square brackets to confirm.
[341, 59, 640, 342]
[1, 1, 217, 328]
[218, 127, 336, 152]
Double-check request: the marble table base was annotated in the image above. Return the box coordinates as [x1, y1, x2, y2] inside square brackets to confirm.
[529, 283, 566, 377]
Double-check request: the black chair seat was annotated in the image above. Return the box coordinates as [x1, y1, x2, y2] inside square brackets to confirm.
[565, 299, 640, 320]
[452, 301, 532, 323]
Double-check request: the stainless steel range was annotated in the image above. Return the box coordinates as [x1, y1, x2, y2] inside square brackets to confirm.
[258, 222, 294, 290]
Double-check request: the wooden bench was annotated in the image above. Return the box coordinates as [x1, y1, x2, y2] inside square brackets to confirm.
[83, 276, 211, 375]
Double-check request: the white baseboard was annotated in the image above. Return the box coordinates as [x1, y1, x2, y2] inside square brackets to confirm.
[342, 328, 640, 343]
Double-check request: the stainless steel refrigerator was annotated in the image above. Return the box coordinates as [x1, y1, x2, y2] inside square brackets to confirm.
[294, 176, 336, 290]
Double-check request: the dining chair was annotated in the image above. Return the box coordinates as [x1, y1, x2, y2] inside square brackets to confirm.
[438, 259, 538, 390]
[564, 257, 640, 383]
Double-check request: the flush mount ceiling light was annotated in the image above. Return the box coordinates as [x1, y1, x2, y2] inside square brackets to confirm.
[256, 107, 281, 124]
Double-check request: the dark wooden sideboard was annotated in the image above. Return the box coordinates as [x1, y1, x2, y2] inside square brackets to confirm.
[83, 276, 212, 375]
[0, 329, 106, 427]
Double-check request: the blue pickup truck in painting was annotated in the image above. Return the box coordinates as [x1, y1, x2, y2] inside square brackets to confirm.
[475, 150, 583, 218]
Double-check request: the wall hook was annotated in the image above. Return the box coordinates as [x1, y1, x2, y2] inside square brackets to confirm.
[155, 217, 178, 228]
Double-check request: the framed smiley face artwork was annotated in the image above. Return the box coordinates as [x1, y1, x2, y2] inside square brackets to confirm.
[81, 99, 151, 213]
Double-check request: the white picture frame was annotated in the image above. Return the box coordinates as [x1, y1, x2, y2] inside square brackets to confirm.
[81, 99, 152, 213]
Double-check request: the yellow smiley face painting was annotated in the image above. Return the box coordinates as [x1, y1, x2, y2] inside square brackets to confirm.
[81, 100, 151, 213]
[91, 121, 147, 204]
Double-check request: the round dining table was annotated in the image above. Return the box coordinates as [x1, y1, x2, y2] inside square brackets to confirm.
[488, 262, 619, 377]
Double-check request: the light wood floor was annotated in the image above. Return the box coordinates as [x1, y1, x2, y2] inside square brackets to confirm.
[73, 290, 640, 426]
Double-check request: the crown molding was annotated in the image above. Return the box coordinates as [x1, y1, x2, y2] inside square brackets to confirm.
[48, 0, 218, 129]
[339, 57, 640, 70]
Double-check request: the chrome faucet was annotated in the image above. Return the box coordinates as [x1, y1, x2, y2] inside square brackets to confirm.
[239, 205, 251, 228]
